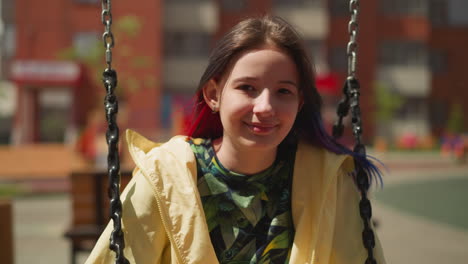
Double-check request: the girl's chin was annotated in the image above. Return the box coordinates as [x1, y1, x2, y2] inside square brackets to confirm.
[237, 136, 282, 151]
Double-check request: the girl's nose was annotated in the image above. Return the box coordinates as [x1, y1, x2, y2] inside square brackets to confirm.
[253, 89, 275, 117]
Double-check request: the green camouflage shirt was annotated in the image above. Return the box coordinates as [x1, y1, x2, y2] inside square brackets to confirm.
[189, 138, 295, 264]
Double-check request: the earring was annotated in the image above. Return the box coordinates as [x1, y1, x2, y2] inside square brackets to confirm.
[212, 105, 218, 114]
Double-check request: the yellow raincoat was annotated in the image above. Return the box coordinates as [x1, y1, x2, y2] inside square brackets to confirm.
[85, 130, 386, 264]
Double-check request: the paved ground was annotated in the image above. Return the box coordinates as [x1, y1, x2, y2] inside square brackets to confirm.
[372, 174, 468, 263]
[8, 151, 468, 264]
[370, 151, 468, 263]
[13, 194, 72, 264]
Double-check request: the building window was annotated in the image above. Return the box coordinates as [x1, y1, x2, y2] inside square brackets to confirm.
[1, 24, 16, 78]
[429, 0, 447, 26]
[164, 31, 210, 58]
[273, 0, 322, 7]
[304, 38, 323, 61]
[73, 32, 99, 58]
[429, 100, 449, 130]
[38, 89, 72, 143]
[380, 0, 428, 16]
[3, 24, 16, 58]
[160, 93, 193, 133]
[447, 0, 468, 26]
[329, 0, 349, 16]
[429, 50, 447, 73]
[74, 0, 99, 4]
[220, 0, 247, 11]
[329, 46, 347, 72]
[395, 97, 427, 119]
[379, 40, 427, 66]
[430, 0, 468, 26]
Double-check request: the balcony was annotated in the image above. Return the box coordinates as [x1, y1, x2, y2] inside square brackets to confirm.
[377, 65, 430, 97]
[273, 5, 328, 38]
[164, 1, 217, 32]
[163, 57, 209, 92]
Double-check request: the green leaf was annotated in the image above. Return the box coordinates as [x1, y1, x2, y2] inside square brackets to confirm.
[205, 173, 228, 195]
[231, 191, 255, 208]
[115, 15, 142, 37]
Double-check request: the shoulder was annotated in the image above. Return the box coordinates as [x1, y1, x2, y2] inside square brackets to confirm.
[295, 140, 354, 178]
[126, 129, 190, 155]
[125, 129, 197, 178]
[126, 129, 194, 161]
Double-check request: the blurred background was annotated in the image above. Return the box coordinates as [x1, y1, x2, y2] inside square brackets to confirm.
[0, 0, 467, 263]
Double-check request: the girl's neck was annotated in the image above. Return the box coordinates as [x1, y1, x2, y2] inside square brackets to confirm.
[212, 137, 277, 175]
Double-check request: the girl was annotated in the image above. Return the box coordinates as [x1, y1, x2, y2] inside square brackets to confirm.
[86, 16, 385, 264]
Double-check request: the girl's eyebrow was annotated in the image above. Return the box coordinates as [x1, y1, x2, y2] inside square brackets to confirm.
[232, 77, 297, 87]
[232, 76, 258, 83]
[278, 80, 297, 87]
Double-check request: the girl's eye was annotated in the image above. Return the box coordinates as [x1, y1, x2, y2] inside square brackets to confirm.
[278, 88, 293, 95]
[239, 84, 255, 91]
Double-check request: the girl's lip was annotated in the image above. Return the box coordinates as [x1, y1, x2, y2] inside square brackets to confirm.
[245, 122, 278, 134]
[249, 122, 277, 128]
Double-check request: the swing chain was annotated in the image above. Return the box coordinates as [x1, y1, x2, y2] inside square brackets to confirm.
[101, 1, 129, 264]
[348, 78, 377, 264]
[356, 163, 377, 264]
[332, 0, 359, 139]
[332, 1, 378, 263]
[102, 0, 114, 70]
[348, 78, 363, 147]
[347, 0, 359, 79]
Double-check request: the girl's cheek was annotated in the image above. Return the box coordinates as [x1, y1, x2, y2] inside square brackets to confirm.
[225, 102, 250, 114]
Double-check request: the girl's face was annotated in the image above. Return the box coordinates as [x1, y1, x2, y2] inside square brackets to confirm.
[204, 46, 302, 153]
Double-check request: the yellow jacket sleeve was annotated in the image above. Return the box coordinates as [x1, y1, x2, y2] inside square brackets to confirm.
[85, 168, 172, 264]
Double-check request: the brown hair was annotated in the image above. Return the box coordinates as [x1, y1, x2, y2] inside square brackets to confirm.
[188, 15, 322, 143]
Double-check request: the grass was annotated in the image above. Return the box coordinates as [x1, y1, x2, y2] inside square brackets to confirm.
[0, 183, 25, 198]
[376, 176, 468, 230]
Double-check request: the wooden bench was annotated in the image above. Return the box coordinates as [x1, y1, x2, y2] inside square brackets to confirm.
[64, 169, 132, 264]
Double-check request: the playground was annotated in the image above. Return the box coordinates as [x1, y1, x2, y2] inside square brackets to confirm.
[4, 150, 467, 264]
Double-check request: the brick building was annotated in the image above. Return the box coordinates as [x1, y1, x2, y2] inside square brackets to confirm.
[9, 0, 468, 148]
[11, 0, 163, 145]
[327, 0, 468, 143]
[428, 0, 468, 136]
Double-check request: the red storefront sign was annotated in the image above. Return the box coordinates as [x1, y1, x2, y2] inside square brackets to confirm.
[10, 60, 82, 86]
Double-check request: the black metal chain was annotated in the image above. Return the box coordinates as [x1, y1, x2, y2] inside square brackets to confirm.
[101, 1, 129, 263]
[349, 78, 377, 264]
[332, 1, 377, 263]
[332, 81, 350, 139]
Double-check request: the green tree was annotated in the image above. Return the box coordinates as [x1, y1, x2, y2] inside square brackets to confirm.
[446, 103, 464, 134]
[375, 82, 404, 121]
[57, 15, 157, 97]
[374, 81, 405, 142]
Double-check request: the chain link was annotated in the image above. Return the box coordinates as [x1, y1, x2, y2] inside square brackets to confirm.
[101, 1, 129, 263]
[101, 0, 114, 70]
[347, 0, 359, 78]
[332, 82, 350, 139]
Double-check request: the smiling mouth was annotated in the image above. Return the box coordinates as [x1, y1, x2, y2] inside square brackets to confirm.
[245, 122, 278, 134]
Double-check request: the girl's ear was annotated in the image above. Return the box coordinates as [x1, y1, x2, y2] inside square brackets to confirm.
[203, 79, 220, 112]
